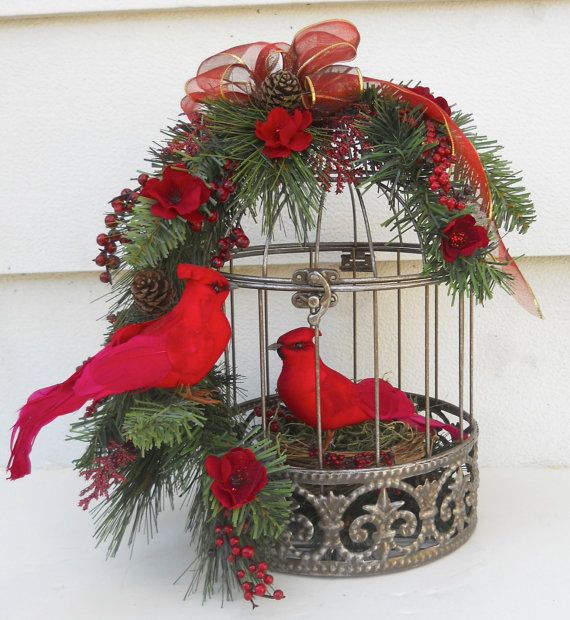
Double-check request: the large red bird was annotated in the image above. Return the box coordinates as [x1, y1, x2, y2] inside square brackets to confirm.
[270, 327, 460, 439]
[8, 264, 232, 480]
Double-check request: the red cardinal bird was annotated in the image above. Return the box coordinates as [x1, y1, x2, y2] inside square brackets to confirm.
[270, 327, 460, 439]
[8, 264, 232, 480]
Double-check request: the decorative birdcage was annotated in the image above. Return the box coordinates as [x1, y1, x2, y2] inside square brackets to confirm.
[220, 184, 478, 575]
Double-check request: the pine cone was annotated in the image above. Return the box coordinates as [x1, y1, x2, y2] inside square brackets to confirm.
[255, 70, 303, 110]
[131, 269, 175, 314]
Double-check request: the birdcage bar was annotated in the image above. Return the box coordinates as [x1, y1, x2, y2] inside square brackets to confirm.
[469, 295, 474, 418]
[434, 286, 439, 400]
[424, 285, 432, 456]
[258, 289, 268, 435]
[262, 238, 271, 399]
[458, 294, 465, 442]
[229, 257, 237, 403]
[396, 251, 402, 389]
[351, 190, 359, 383]
[313, 323, 324, 469]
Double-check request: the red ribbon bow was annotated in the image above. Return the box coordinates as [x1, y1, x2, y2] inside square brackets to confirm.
[181, 20, 363, 115]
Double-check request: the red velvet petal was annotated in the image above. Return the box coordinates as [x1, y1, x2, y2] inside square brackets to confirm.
[204, 455, 222, 480]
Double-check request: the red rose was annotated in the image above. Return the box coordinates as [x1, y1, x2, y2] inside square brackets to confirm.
[140, 166, 211, 223]
[441, 215, 489, 263]
[255, 108, 313, 159]
[411, 85, 452, 117]
[205, 447, 268, 510]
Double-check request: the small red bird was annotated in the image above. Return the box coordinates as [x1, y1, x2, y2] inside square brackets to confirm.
[270, 327, 460, 439]
[8, 264, 232, 480]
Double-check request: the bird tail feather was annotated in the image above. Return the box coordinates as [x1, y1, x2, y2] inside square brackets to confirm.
[357, 378, 462, 440]
[7, 369, 88, 480]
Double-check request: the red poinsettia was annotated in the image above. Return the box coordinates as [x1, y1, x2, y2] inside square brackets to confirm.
[205, 447, 268, 510]
[140, 166, 211, 224]
[255, 108, 313, 159]
[411, 85, 452, 117]
[441, 215, 489, 263]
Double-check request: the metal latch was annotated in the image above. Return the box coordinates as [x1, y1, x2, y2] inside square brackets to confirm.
[291, 268, 339, 326]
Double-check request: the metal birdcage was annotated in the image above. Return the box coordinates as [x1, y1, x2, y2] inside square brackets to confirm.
[221, 184, 478, 576]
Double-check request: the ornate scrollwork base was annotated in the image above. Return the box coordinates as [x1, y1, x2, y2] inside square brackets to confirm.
[267, 423, 478, 576]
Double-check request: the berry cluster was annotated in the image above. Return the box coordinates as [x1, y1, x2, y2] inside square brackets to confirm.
[211, 227, 250, 269]
[254, 403, 294, 433]
[320, 107, 371, 194]
[94, 174, 147, 284]
[423, 121, 468, 212]
[213, 522, 284, 607]
[309, 449, 394, 469]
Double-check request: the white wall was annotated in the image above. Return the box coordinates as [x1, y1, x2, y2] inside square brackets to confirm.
[1, 1, 569, 470]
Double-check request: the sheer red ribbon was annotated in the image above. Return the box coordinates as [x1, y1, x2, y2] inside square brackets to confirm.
[181, 20, 363, 115]
[180, 20, 540, 317]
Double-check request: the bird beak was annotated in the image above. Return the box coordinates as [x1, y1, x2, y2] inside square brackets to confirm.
[267, 342, 282, 351]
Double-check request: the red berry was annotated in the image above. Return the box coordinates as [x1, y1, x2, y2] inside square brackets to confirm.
[229, 536, 240, 546]
[253, 584, 266, 597]
[243, 592, 254, 602]
[215, 526, 222, 534]
[207, 212, 219, 224]
[457, 202, 466, 210]
[242, 582, 252, 592]
[120, 188, 131, 196]
[432, 154, 442, 163]
[269, 421, 280, 433]
[94, 253, 107, 267]
[447, 198, 457, 209]
[120, 236, 130, 244]
[273, 590, 284, 600]
[223, 525, 234, 535]
[241, 546, 254, 560]
[227, 555, 235, 564]
[231, 227, 243, 237]
[217, 187, 230, 203]
[137, 173, 149, 186]
[219, 249, 231, 261]
[256, 570, 265, 579]
[439, 196, 449, 206]
[106, 242, 117, 254]
[235, 235, 250, 249]
[99, 272, 110, 284]
[215, 537, 224, 548]
[264, 574, 274, 585]
[104, 214, 118, 228]
[257, 562, 268, 572]
[429, 183, 440, 192]
[231, 546, 241, 556]
[96, 233, 109, 246]
[190, 221, 204, 233]
[248, 564, 257, 573]
[112, 199, 125, 213]
[211, 256, 223, 269]
[107, 255, 120, 270]
[218, 238, 230, 251]
[236, 570, 246, 579]
[429, 175, 438, 184]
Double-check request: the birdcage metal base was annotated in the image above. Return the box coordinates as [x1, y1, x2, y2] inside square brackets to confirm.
[265, 416, 478, 577]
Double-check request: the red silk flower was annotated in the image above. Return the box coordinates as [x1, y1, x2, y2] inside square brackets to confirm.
[141, 166, 211, 225]
[205, 447, 268, 510]
[255, 108, 313, 159]
[441, 215, 489, 263]
[410, 85, 452, 117]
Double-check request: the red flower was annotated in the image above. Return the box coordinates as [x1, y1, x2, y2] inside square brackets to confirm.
[255, 108, 313, 159]
[411, 85, 452, 117]
[205, 447, 268, 510]
[140, 166, 211, 222]
[441, 215, 489, 263]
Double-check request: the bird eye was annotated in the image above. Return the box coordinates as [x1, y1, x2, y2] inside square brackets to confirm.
[211, 283, 221, 293]
[293, 342, 304, 350]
